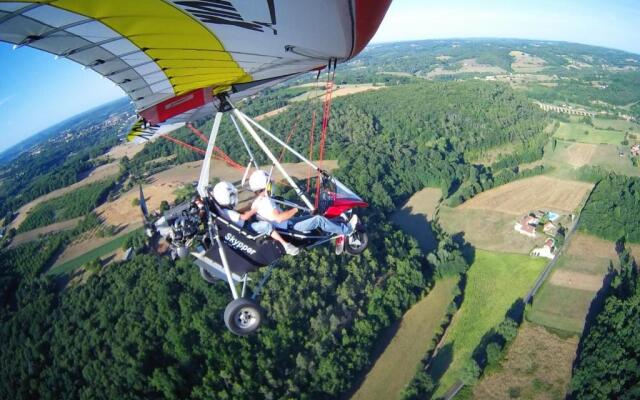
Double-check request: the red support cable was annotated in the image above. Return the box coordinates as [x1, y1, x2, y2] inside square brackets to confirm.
[306, 110, 316, 192]
[314, 70, 336, 209]
[277, 114, 301, 163]
[160, 134, 244, 171]
[186, 123, 209, 144]
[161, 134, 206, 155]
[185, 124, 244, 170]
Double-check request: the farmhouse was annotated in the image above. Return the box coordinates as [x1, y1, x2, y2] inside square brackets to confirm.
[531, 238, 556, 259]
[515, 215, 538, 238]
[631, 144, 640, 156]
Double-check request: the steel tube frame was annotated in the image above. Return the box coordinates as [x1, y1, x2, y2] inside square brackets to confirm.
[239, 110, 323, 173]
[197, 111, 223, 197]
[232, 108, 315, 211]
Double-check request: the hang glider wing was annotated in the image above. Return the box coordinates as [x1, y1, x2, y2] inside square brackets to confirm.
[0, 0, 391, 129]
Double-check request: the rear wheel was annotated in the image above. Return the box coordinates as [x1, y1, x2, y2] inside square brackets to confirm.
[345, 229, 368, 255]
[224, 298, 264, 336]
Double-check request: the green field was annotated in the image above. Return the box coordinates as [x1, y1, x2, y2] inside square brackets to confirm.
[553, 122, 625, 145]
[591, 117, 640, 133]
[47, 229, 143, 277]
[528, 283, 595, 334]
[527, 236, 612, 335]
[352, 277, 458, 400]
[432, 250, 547, 396]
[541, 139, 640, 180]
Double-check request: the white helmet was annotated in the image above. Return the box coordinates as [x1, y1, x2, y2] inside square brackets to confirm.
[212, 181, 238, 208]
[249, 170, 271, 192]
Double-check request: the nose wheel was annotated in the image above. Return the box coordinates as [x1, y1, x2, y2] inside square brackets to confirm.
[224, 298, 264, 335]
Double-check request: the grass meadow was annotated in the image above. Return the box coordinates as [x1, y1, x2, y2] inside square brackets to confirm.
[48, 228, 142, 277]
[553, 122, 624, 145]
[431, 250, 546, 396]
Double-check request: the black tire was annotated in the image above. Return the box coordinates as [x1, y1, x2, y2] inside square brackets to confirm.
[345, 229, 368, 255]
[199, 266, 217, 284]
[224, 298, 264, 336]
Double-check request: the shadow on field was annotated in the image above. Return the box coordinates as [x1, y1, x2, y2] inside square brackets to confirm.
[451, 232, 475, 265]
[427, 342, 454, 384]
[391, 207, 437, 254]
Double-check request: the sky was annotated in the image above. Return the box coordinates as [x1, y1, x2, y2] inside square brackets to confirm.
[1, 0, 639, 153]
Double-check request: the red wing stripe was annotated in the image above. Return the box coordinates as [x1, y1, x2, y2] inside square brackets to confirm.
[350, 0, 393, 58]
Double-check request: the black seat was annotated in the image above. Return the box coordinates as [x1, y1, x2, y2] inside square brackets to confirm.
[205, 199, 285, 275]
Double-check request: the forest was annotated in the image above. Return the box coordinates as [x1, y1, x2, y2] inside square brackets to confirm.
[580, 173, 640, 243]
[569, 245, 640, 399]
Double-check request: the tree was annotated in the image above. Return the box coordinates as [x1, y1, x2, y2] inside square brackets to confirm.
[460, 359, 481, 385]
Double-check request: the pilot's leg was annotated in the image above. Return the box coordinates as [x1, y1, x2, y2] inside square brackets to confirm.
[293, 215, 352, 235]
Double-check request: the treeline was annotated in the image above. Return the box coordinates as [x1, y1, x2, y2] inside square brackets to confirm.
[570, 245, 640, 399]
[580, 173, 640, 243]
[18, 179, 115, 232]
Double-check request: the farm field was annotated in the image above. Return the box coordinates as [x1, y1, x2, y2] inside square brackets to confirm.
[47, 228, 143, 277]
[431, 250, 547, 396]
[509, 50, 547, 73]
[591, 117, 640, 133]
[528, 233, 615, 334]
[546, 140, 598, 167]
[542, 140, 640, 178]
[438, 207, 542, 254]
[352, 276, 458, 400]
[288, 83, 385, 102]
[392, 188, 441, 253]
[553, 122, 624, 145]
[51, 224, 140, 269]
[9, 217, 81, 248]
[103, 142, 145, 160]
[8, 162, 120, 230]
[425, 58, 506, 79]
[457, 176, 593, 215]
[473, 321, 578, 400]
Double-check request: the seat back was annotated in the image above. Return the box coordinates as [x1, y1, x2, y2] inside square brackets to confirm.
[205, 221, 285, 275]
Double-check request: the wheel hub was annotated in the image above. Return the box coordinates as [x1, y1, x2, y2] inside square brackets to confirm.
[236, 307, 258, 329]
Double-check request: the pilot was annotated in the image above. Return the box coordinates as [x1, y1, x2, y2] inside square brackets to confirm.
[248, 170, 357, 236]
[212, 181, 299, 256]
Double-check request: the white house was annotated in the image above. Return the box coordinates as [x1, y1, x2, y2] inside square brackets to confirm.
[515, 216, 537, 238]
[531, 238, 556, 259]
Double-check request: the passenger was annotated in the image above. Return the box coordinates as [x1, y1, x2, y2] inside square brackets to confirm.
[212, 181, 299, 255]
[248, 170, 357, 237]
